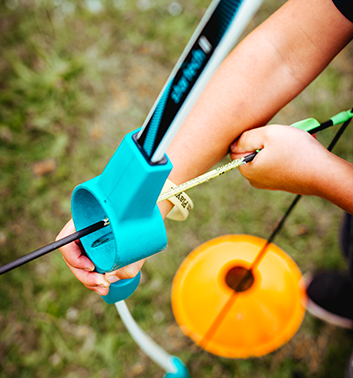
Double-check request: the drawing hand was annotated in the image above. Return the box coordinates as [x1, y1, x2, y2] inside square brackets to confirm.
[230, 125, 331, 195]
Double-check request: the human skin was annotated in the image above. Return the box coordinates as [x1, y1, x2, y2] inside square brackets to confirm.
[230, 125, 353, 214]
[58, 0, 353, 294]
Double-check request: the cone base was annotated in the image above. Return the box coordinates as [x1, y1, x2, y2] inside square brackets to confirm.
[171, 234, 307, 358]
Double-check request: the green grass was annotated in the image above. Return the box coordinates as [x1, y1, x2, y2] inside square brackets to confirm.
[1, 0, 353, 377]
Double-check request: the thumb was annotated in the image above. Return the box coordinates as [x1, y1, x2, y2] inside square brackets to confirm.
[104, 259, 145, 283]
[230, 128, 265, 159]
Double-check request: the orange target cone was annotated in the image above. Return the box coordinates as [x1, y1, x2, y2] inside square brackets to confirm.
[171, 234, 307, 358]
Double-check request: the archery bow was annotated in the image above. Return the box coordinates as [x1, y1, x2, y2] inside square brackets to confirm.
[1, 108, 352, 276]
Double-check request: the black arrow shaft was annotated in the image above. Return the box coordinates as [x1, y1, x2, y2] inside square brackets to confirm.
[0, 219, 108, 275]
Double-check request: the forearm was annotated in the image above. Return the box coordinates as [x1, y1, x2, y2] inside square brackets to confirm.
[313, 154, 353, 215]
[166, 0, 353, 186]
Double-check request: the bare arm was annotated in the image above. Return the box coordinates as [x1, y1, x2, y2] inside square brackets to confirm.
[165, 0, 353, 186]
[59, 0, 353, 291]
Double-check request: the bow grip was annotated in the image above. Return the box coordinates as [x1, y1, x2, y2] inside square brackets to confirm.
[71, 129, 173, 303]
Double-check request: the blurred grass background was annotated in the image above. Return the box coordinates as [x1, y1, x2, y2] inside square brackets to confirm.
[1, 0, 353, 377]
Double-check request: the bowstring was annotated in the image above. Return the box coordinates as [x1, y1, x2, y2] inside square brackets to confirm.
[201, 110, 353, 346]
[250, 110, 353, 271]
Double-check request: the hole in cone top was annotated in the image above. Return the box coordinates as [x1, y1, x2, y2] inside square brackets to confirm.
[172, 235, 307, 359]
[225, 266, 254, 292]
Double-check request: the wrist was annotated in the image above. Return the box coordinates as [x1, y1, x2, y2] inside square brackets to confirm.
[311, 153, 353, 214]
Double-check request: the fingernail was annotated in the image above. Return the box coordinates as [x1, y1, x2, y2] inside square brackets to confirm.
[83, 265, 95, 272]
[99, 281, 110, 288]
[125, 266, 138, 278]
[107, 275, 119, 283]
